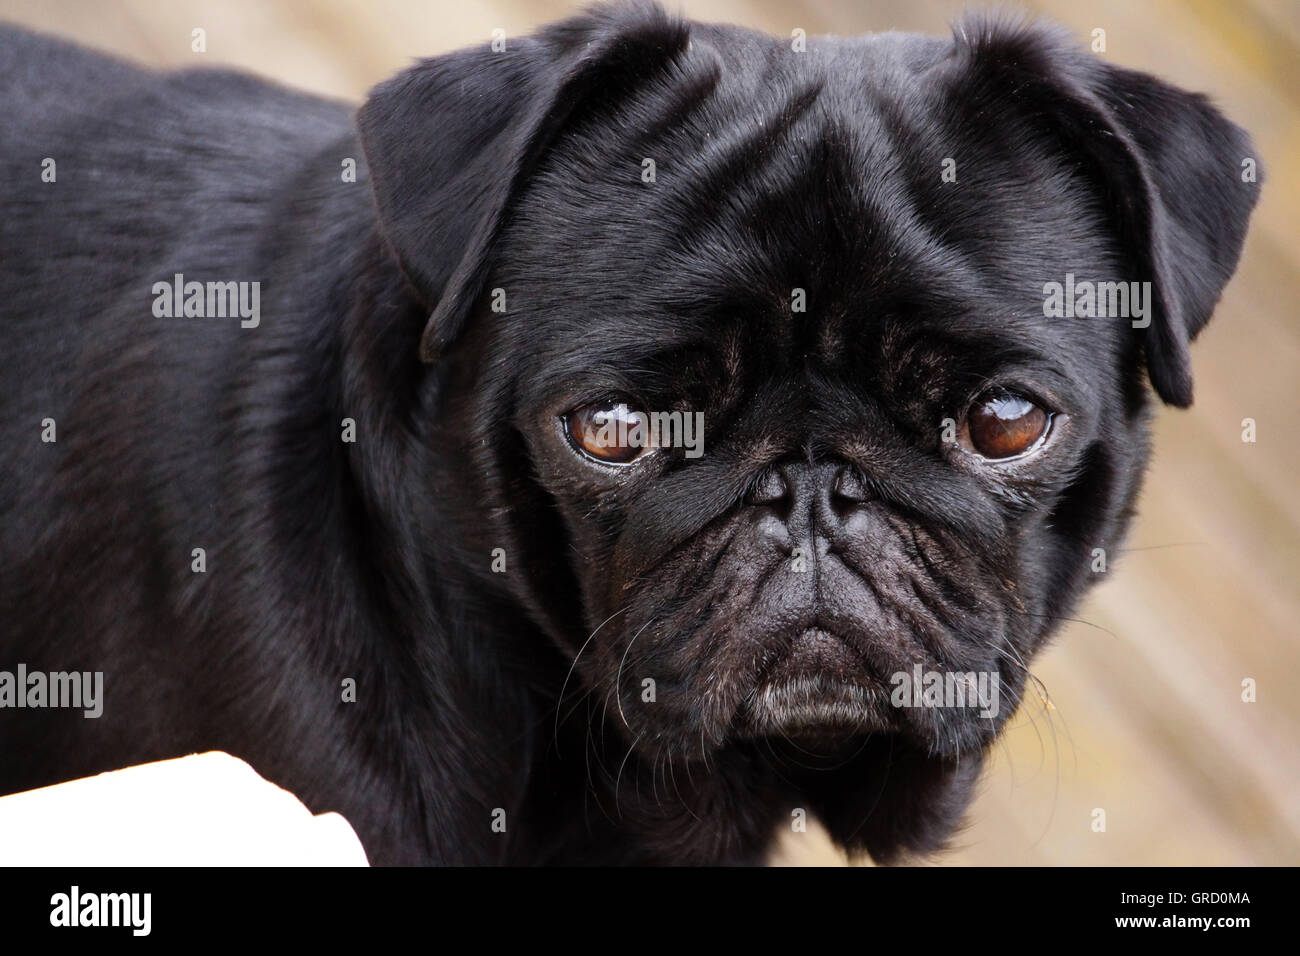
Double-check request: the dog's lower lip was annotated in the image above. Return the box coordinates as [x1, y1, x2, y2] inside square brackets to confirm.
[757, 628, 869, 687]
[729, 628, 886, 739]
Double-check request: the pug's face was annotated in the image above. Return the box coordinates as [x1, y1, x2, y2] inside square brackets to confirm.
[359, 4, 1259, 854]
[496, 59, 1147, 761]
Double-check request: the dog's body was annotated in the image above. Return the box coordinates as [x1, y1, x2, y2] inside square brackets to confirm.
[0, 5, 1260, 864]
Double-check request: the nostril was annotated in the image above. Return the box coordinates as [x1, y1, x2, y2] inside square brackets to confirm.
[746, 467, 789, 507]
[830, 467, 869, 514]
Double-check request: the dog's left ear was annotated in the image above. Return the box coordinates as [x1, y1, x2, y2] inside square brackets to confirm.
[357, 1, 690, 363]
[954, 17, 1263, 407]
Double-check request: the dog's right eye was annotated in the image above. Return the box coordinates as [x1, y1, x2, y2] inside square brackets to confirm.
[563, 401, 646, 465]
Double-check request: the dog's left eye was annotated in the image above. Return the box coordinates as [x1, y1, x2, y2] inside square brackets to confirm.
[961, 391, 1051, 460]
[563, 401, 647, 465]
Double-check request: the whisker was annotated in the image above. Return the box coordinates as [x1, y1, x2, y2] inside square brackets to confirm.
[553, 604, 631, 755]
[615, 618, 655, 730]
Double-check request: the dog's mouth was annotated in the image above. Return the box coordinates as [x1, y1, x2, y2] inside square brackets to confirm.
[731, 628, 892, 743]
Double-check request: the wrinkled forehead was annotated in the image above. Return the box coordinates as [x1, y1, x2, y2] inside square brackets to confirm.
[492, 28, 1123, 407]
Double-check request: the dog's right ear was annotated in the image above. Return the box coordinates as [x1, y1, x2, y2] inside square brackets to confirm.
[357, 1, 689, 363]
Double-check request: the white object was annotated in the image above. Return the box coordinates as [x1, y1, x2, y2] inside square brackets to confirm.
[0, 751, 369, 865]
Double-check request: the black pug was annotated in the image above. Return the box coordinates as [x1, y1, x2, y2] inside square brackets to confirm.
[0, 2, 1261, 864]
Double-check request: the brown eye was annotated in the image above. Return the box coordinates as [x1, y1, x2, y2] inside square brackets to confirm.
[564, 401, 646, 465]
[963, 391, 1050, 460]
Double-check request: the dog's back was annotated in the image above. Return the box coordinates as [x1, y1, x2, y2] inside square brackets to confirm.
[0, 24, 353, 435]
[0, 25, 361, 794]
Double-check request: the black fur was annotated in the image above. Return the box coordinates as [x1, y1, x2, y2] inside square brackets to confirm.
[0, 3, 1261, 864]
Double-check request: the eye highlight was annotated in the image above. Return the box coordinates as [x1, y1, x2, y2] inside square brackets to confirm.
[563, 400, 646, 465]
[961, 390, 1051, 460]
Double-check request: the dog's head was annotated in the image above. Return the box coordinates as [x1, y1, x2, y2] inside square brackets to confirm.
[357, 2, 1260, 855]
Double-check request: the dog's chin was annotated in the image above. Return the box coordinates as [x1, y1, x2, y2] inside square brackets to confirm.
[729, 628, 894, 751]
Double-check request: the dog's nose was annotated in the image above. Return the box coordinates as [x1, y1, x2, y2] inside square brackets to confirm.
[747, 461, 868, 546]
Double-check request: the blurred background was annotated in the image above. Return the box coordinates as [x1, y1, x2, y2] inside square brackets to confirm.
[3, 0, 1295, 865]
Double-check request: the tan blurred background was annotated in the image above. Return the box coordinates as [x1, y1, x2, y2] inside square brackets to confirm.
[3, 0, 1295, 865]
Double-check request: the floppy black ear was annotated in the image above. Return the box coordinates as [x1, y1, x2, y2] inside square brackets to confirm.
[357, 1, 689, 362]
[954, 16, 1263, 407]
